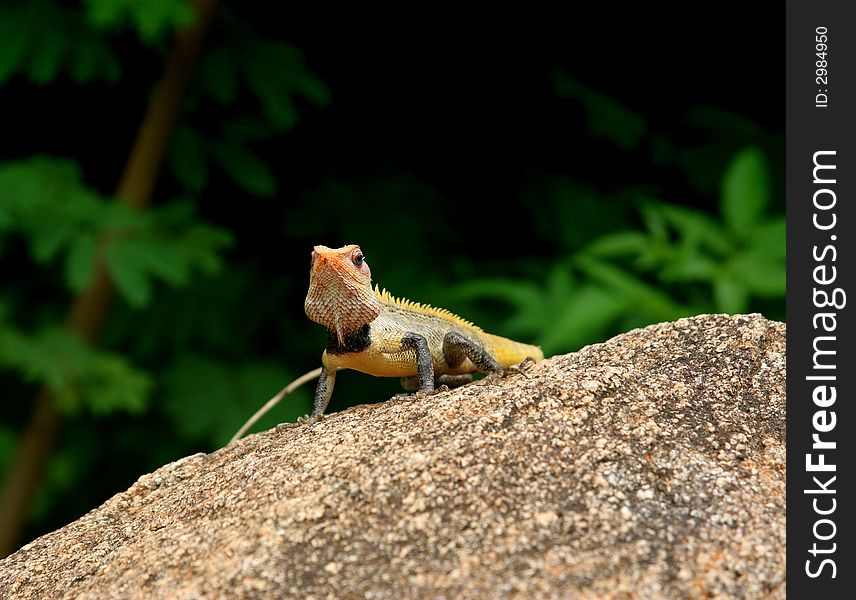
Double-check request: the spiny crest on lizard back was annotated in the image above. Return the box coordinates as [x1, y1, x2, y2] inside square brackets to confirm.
[373, 284, 482, 331]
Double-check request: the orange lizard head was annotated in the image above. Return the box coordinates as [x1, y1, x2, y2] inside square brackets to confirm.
[304, 244, 382, 345]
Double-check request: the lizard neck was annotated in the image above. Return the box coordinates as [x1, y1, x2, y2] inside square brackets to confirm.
[326, 323, 372, 355]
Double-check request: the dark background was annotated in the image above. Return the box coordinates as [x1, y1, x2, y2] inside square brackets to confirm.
[0, 3, 784, 555]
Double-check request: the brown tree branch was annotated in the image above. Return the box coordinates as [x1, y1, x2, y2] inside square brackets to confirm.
[0, 0, 219, 558]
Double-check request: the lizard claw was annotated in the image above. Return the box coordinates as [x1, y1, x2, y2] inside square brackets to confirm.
[519, 356, 537, 370]
[484, 357, 535, 384]
[504, 356, 536, 378]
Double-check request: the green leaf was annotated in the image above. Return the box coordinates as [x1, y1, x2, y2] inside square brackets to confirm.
[199, 45, 239, 106]
[0, 22, 27, 83]
[720, 147, 771, 235]
[64, 236, 98, 291]
[713, 275, 749, 314]
[105, 241, 153, 307]
[27, 25, 67, 84]
[70, 36, 102, 83]
[537, 284, 626, 355]
[658, 249, 718, 283]
[747, 216, 785, 260]
[450, 279, 544, 314]
[574, 255, 687, 321]
[450, 265, 652, 355]
[243, 40, 330, 130]
[654, 202, 731, 254]
[211, 142, 277, 197]
[295, 71, 332, 106]
[580, 231, 650, 258]
[29, 224, 70, 263]
[169, 125, 209, 193]
[0, 325, 151, 416]
[728, 253, 786, 297]
[671, 108, 765, 196]
[639, 199, 669, 243]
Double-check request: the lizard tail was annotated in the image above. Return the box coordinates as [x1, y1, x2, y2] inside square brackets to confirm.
[481, 333, 544, 367]
[228, 367, 322, 445]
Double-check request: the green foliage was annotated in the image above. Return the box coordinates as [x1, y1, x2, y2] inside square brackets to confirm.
[0, 158, 233, 306]
[584, 147, 784, 318]
[626, 147, 785, 313]
[0, 151, 233, 434]
[103, 202, 234, 307]
[168, 15, 331, 197]
[449, 146, 784, 355]
[83, 0, 193, 43]
[721, 146, 771, 235]
[0, 1, 120, 84]
[0, 157, 132, 284]
[209, 141, 277, 198]
[0, 320, 151, 416]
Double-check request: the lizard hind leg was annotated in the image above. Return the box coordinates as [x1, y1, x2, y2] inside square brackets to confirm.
[437, 373, 474, 388]
[442, 331, 501, 374]
[400, 375, 421, 392]
[400, 373, 473, 392]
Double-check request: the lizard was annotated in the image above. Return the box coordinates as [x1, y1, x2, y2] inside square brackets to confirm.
[229, 244, 543, 442]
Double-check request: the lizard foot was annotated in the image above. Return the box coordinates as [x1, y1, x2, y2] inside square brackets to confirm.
[484, 358, 535, 384]
[414, 384, 449, 399]
[504, 356, 536, 378]
[296, 413, 324, 425]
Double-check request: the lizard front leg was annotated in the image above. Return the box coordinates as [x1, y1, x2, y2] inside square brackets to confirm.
[400, 332, 435, 395]
[300, 364, 337, 424]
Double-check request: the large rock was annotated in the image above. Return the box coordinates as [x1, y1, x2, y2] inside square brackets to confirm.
[0, 314, 786, 599]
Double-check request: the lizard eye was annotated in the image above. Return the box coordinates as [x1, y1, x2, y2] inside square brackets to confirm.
[352, 252, 364, 267]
